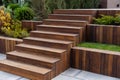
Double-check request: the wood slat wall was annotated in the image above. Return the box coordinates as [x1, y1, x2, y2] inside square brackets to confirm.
[86, 24, 120, 45]
[0, 36, 23, 53]
[97, 10, 120, 16]
[71, 47, 120, 78]
[22, 20, 43, 31]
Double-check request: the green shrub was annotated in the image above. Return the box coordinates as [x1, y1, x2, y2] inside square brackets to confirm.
[94, 15, 115, 25]
[1, 20, 29, 38]
[14, 7, 34, 20]
[114, 14, 120, 25]
[8, 3, 20, 10]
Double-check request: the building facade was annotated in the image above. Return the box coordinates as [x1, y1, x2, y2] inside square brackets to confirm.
[100, 0, 120, 8]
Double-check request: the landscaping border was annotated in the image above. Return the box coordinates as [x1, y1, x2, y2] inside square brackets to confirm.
[22, 20, 43, 30]
[86, 24, 120, 45]
[71, 47, 120, 78]
[0, 36, 23, 53]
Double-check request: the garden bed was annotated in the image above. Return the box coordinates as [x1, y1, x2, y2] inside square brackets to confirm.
[71, 45, 120, 78]
[86, 24, 120, 45]
[0, 36, 23, 54]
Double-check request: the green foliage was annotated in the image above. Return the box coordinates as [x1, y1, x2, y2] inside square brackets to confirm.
[94, 14, 120, 25]
[30, 0, 46, 20]
[94, 15, 115, 25]
[8, 3, 20, 10]
[114, 14, 120, 25]
[44, 0, 100, 14]
[14, 6, 34, 20]
[78, 42, 120, 52]
[1, 20, 29, 38]
[2, 0, 17, 7]
[45, 0, 66, 13]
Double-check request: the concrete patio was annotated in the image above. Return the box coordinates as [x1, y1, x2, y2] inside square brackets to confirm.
[0, 53, 119, 80]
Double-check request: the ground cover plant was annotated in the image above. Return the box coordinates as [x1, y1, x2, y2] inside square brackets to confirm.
[94, 14, 120, 25]
[78, 42, 120, 52]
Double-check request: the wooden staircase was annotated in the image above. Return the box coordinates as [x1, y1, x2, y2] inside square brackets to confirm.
[0, 9, 96, 80]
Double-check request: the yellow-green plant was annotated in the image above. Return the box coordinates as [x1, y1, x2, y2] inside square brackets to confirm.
[0, 6, 29, 38]
[0, 6, 11, 27]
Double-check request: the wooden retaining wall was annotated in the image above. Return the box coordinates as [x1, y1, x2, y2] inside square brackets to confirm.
[86, 24, 120, 45]
[71, 47, 120, 78]
[97, 10, 120, 17]
[22, 20, 43, 31]
[0, 36, 23, 53]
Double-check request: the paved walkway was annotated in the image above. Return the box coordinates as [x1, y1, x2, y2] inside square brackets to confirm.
[0, 53, 119, 80]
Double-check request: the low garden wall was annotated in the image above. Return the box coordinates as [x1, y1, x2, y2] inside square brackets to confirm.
[22, 20, 43, 31]
[71, 47, 120, 78]
[86, 24, 120, 45]
[0, 36, 23, 54]
[97, 9, 120, 16]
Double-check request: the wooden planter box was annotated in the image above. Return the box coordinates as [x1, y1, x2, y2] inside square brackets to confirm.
[71, 47, 120, 78]
[0, 36, 23, 54]
[22, 20, 43, 31]
[86, 24, 120, 45]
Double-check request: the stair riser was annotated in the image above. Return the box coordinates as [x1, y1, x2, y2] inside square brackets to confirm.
[54, 10, 96, 16]
[44, 20, 87, 27]
[7, 54, 55, 69]
[23, 39, 72, 50]
[15, 46, 66, 58]
[30, 32, 79, 45]
[0, 63, 51, 80]
[48, 15, 92, 23]
[37, 26, 82, 34]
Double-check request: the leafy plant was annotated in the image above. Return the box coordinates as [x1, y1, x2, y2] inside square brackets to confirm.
[8, 3, 20, 11]
[114, 14, 120, 25]
[94, 15, 115, 25]
[14, 6, 34, 20]
[0, 6, 11, 27]
[1, 20, 29, 38]
[0, 7, 29, 38]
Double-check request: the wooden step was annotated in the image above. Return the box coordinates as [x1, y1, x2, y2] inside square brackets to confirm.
[15, 43, 66, 58]
[15, 44, 69, 72]
[37, 24, 83, 34]
[54, 9, 97, 16]
[43, 19, 87, 27]
[7, 51, 60, 69]
[0, 60, 52, 80]
[30, 31, 79, 45]
[24, 37, 73, 49]
[48, 14, 92, 23]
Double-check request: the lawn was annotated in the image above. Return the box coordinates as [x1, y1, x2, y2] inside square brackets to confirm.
[78, 42, 120, 52]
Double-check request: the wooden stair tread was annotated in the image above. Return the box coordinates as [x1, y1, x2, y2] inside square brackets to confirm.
[0, 60, 51, 74]
[24, 37, 72, 44]
[49, 14, 91, 16]
[7, 51, 60, 63]
[38, 24, 83, 29]
[16, 43, 66, 53]
[44, 19, 87, 22]
[31, 30, 78, 36]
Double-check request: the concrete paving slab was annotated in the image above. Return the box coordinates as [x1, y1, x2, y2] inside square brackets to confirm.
[52, 75, 80, 80]
[75, 71, 120, 80]
[0, 71, 21, 80]
[0, 53, 6, 60]
[61, 68, 82, 77]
